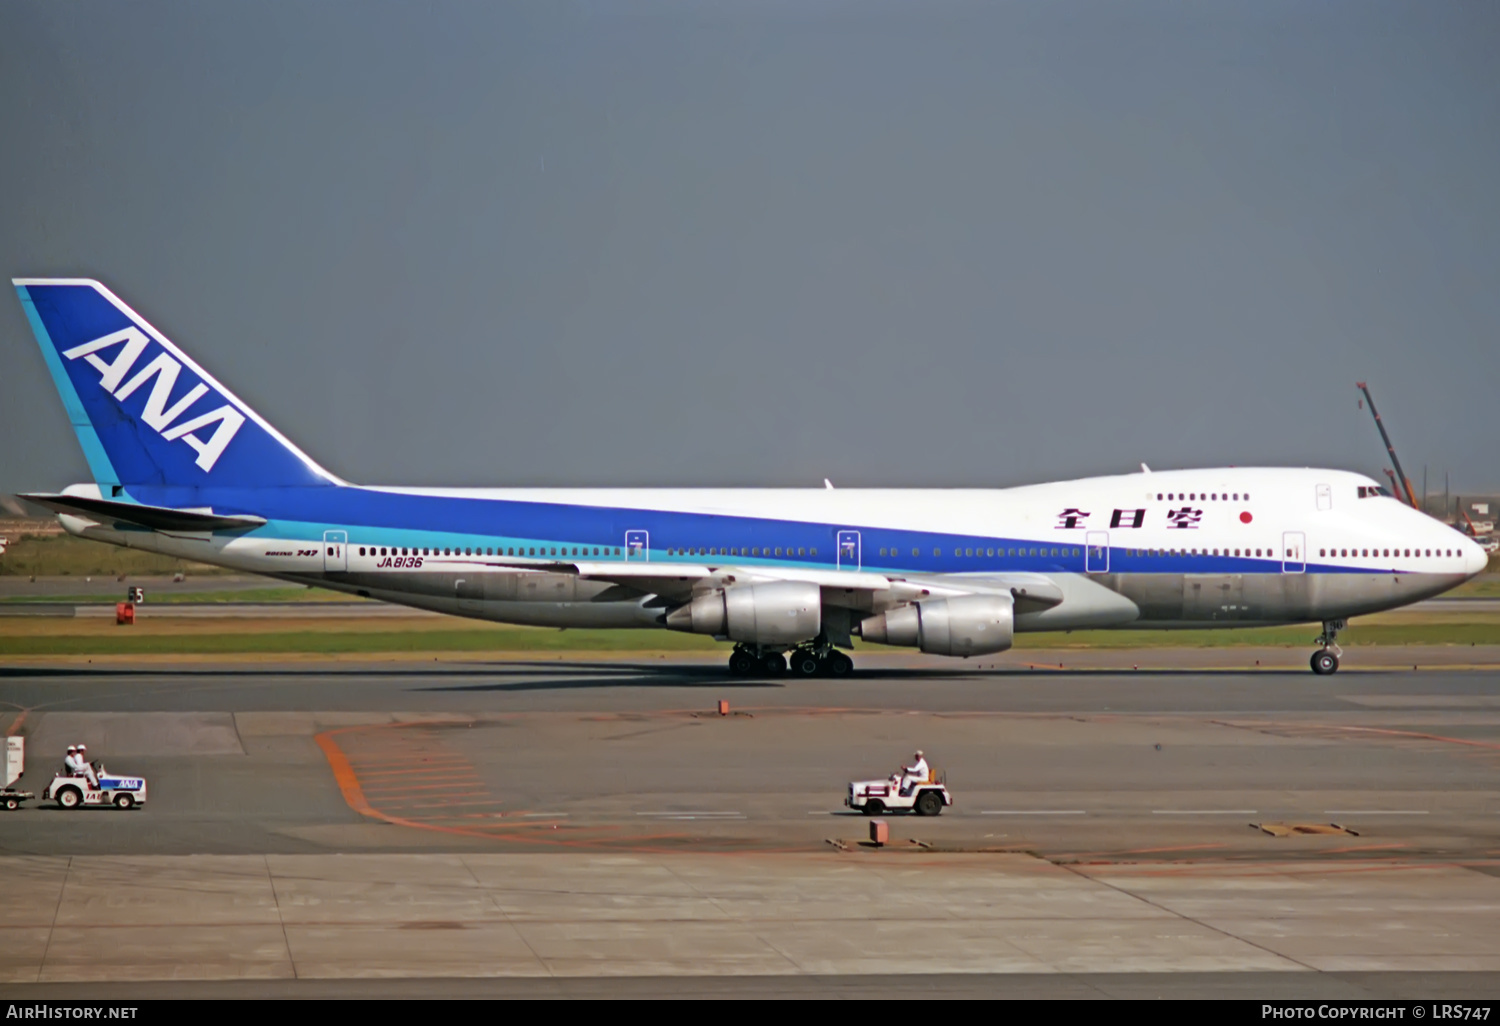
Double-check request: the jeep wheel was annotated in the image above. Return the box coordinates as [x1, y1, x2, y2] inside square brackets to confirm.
[114, 793, 134, 810]
[3, 797, 18, 810]
[56, 787, 82, 810]
[862, 799, 884, 816]
[914, 791, 943, 817]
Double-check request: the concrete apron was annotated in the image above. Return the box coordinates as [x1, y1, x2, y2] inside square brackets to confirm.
[5, 852, 1500, 981]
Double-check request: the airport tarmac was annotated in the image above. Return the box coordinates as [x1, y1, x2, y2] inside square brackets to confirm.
[2, 654, 1499, 997]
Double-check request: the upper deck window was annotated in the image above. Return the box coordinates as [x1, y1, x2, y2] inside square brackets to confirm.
[1357, 485, 1393, 498]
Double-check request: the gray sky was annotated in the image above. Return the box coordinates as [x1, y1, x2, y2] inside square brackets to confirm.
[2, 1, 1497, 496]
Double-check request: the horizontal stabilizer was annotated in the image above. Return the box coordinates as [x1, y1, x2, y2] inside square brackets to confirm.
[20, 493, 267, 532]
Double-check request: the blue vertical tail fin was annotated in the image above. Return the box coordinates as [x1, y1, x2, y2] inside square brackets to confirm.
[14, 278, 341, 490]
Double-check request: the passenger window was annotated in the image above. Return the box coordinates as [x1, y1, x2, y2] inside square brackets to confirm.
[934, 548, 941, 557]
[986, 548, 994, 557]
[810, 548, 818, 557]
[912, 548, 919, 557]
[1157, 493, 1163, 501]
[775, 548, 782, 557]
[798, 548, 806, 557]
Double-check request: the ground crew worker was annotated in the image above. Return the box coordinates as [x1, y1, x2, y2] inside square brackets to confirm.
[63, 745, 80, 778]
[900, 750, 929, 795]
[73, 744, 98, 788]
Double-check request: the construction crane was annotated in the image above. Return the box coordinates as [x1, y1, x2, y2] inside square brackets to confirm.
[1356, 382, 1419, 509]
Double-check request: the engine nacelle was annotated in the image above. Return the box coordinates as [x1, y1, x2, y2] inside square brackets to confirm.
[859, 594, 1014, 657]
[664, 580, 821, 646]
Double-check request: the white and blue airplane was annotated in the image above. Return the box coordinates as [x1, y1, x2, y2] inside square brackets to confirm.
[12, 278, 1488, 676]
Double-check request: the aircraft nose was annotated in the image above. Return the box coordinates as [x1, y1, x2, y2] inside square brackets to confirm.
[1462, 537, 1489, 577]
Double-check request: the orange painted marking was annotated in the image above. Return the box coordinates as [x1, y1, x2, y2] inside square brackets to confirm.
[315, 730, 376, 819]
[376, 793, 492, 806]
[353, 754, 468, 762]
[316, 721, 799, 853]
[362, 781, 486, 795]
[349, 766, 473, 779]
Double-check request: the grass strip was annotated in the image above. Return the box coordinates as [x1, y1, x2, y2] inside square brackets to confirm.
[0, 587, 366, 604]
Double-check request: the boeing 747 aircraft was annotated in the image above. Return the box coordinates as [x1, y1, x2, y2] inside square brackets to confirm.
[12, 279, 1488, 676]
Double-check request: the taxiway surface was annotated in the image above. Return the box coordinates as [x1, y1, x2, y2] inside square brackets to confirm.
[2, 653, 1499, 997]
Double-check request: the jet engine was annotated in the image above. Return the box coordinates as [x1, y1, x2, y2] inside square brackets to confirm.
[664, 580, 821, 646]
[858, 594, 1014, 657]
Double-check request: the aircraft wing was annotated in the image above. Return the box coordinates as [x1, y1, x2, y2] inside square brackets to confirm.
[20, 492, 267, 533]
[475, 556, 1062, 609]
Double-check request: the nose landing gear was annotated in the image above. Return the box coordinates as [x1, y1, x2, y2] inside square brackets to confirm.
[1310, 619, 1345, 675]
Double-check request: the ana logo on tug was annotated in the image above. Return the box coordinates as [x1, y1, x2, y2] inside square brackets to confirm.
[62, 327, 245, 472]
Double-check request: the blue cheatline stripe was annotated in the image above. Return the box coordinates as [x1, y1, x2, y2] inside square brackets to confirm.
[15, 285, 119, 486]
[204, 495, 1414, 578]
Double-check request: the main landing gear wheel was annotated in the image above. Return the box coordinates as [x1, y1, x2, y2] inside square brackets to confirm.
[1310, 650, 1339, 675]
[791, 650, 821, 677]
[824, 651, 853, 677]
[728, 650, 757, 677]
[761, 652, 787, 676]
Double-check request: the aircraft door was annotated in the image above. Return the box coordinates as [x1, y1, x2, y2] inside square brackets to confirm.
[1085, 531, 1110, 573]
[837, 530, 861, 570]
[625, 530, 649, 561]
[323, 531, 347, 572]
[1282, 531, 1306, 574]
[1316, 484, 1332, 511]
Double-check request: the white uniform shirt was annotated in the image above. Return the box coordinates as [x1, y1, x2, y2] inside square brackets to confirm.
[904, 757, 930, 781]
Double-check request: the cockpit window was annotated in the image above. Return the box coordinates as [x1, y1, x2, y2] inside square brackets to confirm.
[1356, 485, 1393, 499]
